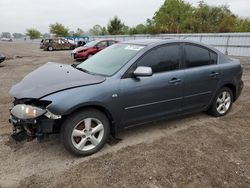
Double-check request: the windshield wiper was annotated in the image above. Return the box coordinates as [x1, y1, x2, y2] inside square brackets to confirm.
[73, 65, 104, 76]
[75, 67, 91, 74]
[71, 63, 79, 68]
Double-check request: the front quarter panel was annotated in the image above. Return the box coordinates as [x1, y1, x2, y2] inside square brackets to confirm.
[41, 79, 121, 123]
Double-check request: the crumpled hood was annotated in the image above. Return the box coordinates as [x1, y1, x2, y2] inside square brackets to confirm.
[9, 62, 105, 99]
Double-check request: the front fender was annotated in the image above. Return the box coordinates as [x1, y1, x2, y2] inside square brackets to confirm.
[41, 83, 121, 124]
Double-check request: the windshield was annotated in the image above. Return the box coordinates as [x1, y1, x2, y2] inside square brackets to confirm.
[76, 43, 145, 76]
[84, 40, 99, 47]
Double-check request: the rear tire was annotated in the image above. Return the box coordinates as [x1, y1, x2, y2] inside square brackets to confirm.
[208, 87, 233, 117]
[61, 109, 110, 156]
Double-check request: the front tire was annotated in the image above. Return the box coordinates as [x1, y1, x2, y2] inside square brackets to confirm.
[61, 109, 110, 156]
[48, 46, 54, 51]
[208, 87, 233, 117]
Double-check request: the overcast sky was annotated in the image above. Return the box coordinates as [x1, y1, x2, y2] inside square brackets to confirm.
[0, 0, 249, 34]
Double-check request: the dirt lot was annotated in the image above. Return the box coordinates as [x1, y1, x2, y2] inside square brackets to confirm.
[0, 41, 249, 188]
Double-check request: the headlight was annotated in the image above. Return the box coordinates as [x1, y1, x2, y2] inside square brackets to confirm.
[11, 104, 46, 120]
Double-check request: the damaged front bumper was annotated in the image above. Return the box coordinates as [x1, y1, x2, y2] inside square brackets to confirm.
[9, 100, 62, 142]
[9, 114, 58, 142]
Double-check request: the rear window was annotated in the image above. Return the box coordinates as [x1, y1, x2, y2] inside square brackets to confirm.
[108, 41, 117, 46]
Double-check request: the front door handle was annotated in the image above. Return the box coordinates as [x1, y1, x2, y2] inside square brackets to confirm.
[209, 72, 219, 78]
[169, 78, 181, 84]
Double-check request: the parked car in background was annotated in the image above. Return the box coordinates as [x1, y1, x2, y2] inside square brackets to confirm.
[77, 40, 86, 47]
[71, 40, 118, 61]
[43, 38, 76, 51]
[9, 39, 243, 156]
[0, 54, 6, 63]
[40, 39, 45, 49]
[1, 37, 12, 42]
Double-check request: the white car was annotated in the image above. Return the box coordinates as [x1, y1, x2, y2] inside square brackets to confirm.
[1, 37, 12, 42]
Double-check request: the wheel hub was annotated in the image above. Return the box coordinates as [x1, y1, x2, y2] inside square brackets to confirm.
[85, 131, 91, 137]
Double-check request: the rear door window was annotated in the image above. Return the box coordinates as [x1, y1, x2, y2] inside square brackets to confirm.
[210, 51, 218, 65]
[184, 44, 217, 68]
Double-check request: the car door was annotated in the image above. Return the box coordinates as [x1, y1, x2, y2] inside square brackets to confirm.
[56, 39, 63, 50]
[182, 43, 220, 111]
[62, 39, 69, 49]
[60, 39, 68, 50]
[119, 44, 184, 127]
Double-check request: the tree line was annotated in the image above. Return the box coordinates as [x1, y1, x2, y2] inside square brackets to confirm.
[26, 0, 250, 39]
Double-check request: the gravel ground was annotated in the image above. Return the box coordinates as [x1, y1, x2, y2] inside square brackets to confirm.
[0, 41, 250, 188]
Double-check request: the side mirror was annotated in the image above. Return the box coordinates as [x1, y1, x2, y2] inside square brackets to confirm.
[133, 66, 153, 77]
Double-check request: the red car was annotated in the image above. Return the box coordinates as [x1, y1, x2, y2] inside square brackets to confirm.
[71, 40, 118, 61]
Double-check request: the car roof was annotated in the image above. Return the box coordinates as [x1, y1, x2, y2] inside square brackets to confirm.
[120, 38, 209, 46]
[44, 38, 64, 40]
[121, 39, 166, 45]
[120, 38, 222, 54]
[93, 39, 118, 42]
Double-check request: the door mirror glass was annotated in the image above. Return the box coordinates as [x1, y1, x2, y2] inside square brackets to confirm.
[133, 66, 152, 77]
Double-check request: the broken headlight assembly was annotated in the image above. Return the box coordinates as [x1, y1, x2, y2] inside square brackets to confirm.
[11, 104, 46, 120]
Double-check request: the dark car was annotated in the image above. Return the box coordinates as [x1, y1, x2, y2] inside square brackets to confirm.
[43, 38, 76, 51]
[77, 40, 86, 47]
[9, 39, 243, 156]
[40, 39, 45, 49]
[0, 54, 6, 63]
[71, 40, 118, 61]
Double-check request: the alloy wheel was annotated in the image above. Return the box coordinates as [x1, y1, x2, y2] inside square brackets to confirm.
[216, 91, 231, 114]
[71, 118, 104, 151]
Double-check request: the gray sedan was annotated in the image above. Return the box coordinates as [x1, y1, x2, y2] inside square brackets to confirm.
[9, 39, 243, 156]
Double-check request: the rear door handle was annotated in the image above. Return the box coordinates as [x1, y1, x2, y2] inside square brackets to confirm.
[169, 78, 181, 84]
[209, 72, 219, 78]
